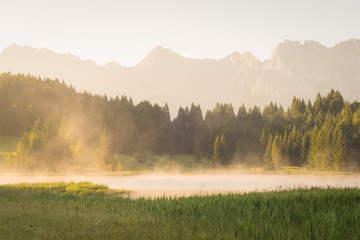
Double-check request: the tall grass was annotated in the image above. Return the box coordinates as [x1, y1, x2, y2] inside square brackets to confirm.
[0, 183, 359, 239]
[0, 182, 129, 197]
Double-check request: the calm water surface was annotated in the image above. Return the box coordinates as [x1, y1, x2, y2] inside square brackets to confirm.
[0, 174, 359, 191]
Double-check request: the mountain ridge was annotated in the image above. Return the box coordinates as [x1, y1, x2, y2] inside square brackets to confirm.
[0, 39, 359, 117]
[3, 38, 359, 67]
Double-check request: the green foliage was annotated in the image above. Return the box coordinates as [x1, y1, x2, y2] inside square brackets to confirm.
[0, 136, 21, 163]
[1, 73, 360, 172]
[115, 152, 210, 172]
[212, 134, 230, 165]
[290, 97, 306, 119]
[271, 135, 284, 169]
[95, 127, 117, 170]
[0, 182, 128, 197]
[0, 136, 22, 152]
[332, 127, 346, 170]
[212, 135, 220, 165]
[263, 135, 273, 169]
[6, 116, 73, 171]
[0, 185, 359, 239]
[300, 133, 310, 162]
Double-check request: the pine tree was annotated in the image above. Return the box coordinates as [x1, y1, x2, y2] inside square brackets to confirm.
[263, 135, 273, 169]
[314, 92, 323, 114]
[300, 133, 310, 164]
[317, 125, 332, 170]
[332, 128, 346, 170]
[259, 129, 267, 156]
[28, 119, 42, 151]
[353, 108, 360, 127]
[212, 134, 229, 165]
[41, 115, 58, 143]
[307, 127, 318, 169]
[237, 104, 247, 120]
[315, 111, 324, 127]
[219, 134, 229, 165]
[95, 127, 115, 170]
[271, 134, 283, 169]
[352, 108, 360, 147]
[212, 135, 220, 166]
[339, 103, 353, 140]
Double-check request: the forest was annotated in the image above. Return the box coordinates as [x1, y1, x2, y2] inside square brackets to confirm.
[1, 73, 360, 172]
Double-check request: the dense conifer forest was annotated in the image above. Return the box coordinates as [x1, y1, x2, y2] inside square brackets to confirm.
[1, 73, 360, 171]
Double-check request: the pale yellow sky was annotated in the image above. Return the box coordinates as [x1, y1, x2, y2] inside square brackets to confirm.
[0, 0, 359, 66]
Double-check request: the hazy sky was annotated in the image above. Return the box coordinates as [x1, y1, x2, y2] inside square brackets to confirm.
[0, 0, 359, 66]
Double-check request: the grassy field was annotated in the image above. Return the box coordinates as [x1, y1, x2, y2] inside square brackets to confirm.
[0, 183, 359, 239]
[0, 136, 21, 163]
[0, 136, 21, 152]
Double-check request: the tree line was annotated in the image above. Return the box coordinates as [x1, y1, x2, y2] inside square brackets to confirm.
[1, 73, 360, 171]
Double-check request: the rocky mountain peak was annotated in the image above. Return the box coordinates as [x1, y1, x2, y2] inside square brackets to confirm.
[137, 45, 184, 67]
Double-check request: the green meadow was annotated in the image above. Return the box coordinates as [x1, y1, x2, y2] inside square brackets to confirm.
[0, 136, 21, 163]
[0, 182, 359, 239]
[0, 136, 21, 152]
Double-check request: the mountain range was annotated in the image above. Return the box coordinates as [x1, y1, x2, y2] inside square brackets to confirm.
[1, 39, 359, 117]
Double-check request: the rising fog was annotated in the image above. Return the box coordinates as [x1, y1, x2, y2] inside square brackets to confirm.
[1, 173, 359, 198]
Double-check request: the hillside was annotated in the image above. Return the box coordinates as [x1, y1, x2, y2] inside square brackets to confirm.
[1, 74, 360, 172]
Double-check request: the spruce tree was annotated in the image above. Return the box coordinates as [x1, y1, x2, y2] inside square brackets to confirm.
[212, 135, 220, 166]
[332, 128, 346, 170]
[307, 127, 318, 169]
[95, 127, 115, 170]
[271, 134, 283, 169]
[263, 135, 273, 169]
[259, 129, 267, 156]
[219, 134, 229, 165]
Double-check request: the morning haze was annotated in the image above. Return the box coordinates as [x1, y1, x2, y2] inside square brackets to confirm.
[1, 39, 360, 117]
[1, 1, 360, 238]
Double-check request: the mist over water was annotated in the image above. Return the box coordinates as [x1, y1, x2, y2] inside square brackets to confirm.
[1, 174, 359, 195]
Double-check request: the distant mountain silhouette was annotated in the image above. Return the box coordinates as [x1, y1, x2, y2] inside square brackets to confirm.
[1, 39, 359, 117]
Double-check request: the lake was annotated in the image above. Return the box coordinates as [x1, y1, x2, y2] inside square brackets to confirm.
[1, 174, 359, 197]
